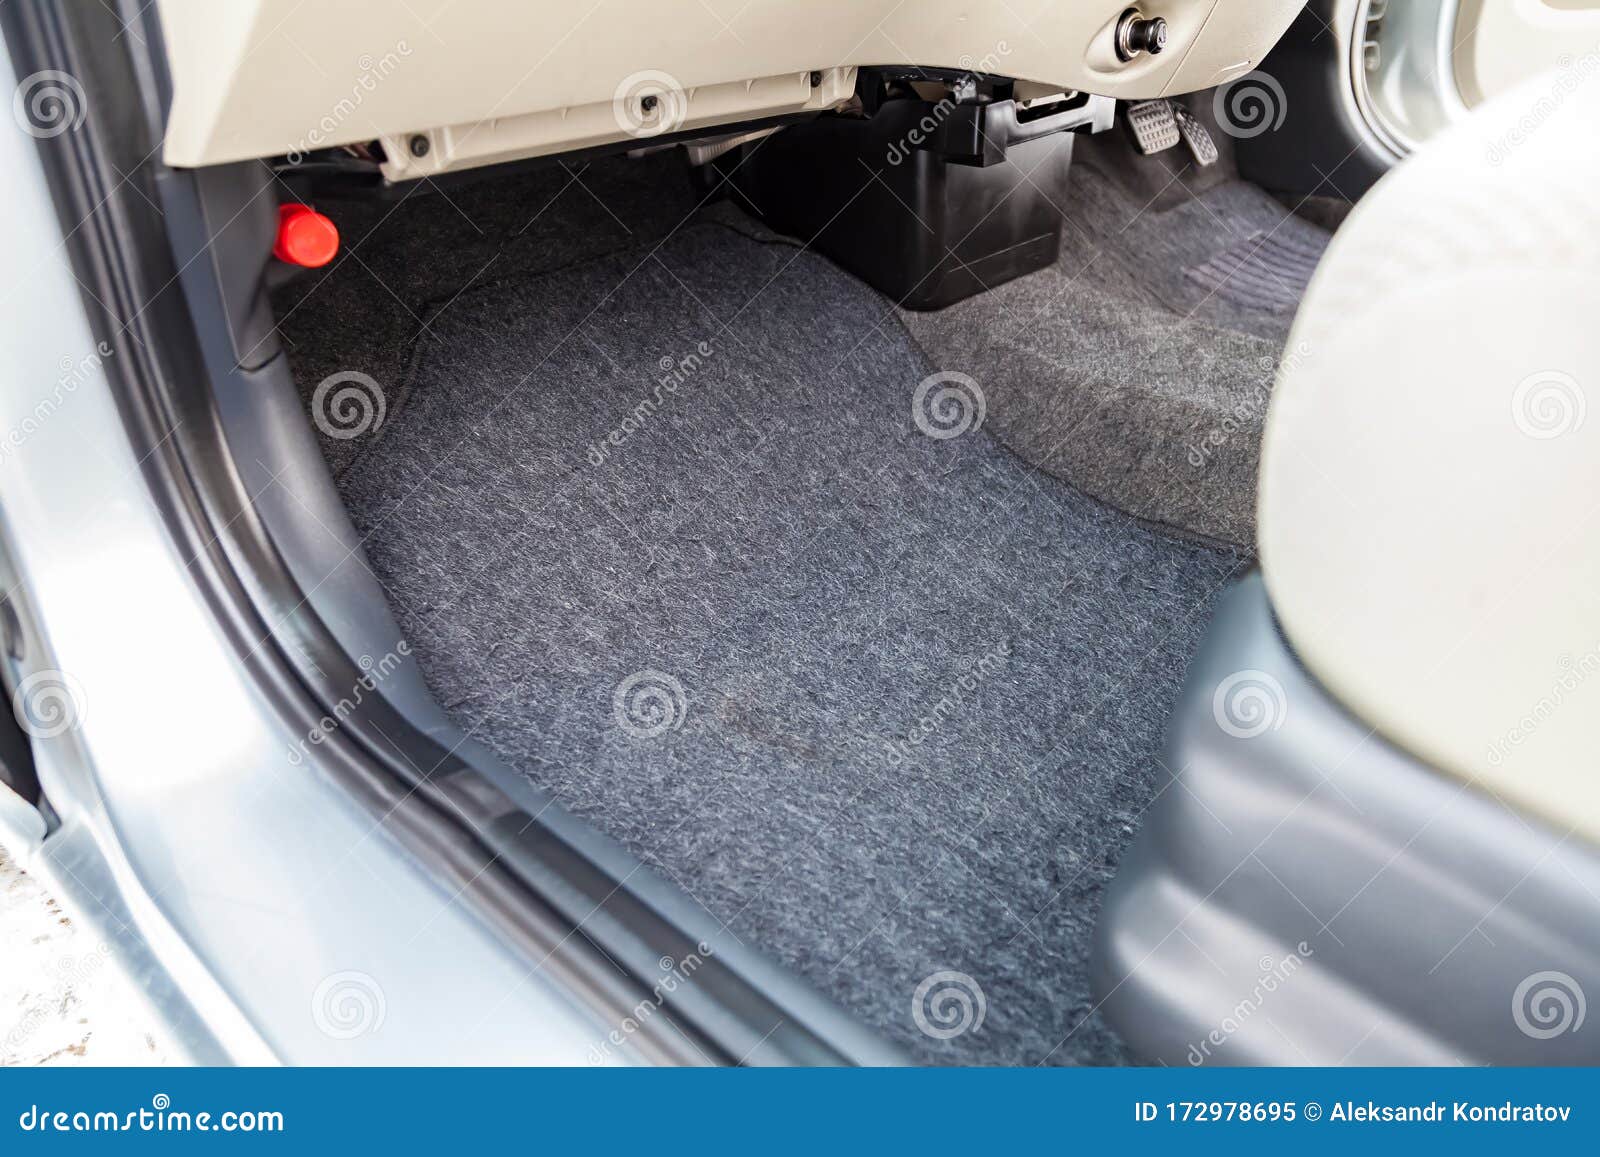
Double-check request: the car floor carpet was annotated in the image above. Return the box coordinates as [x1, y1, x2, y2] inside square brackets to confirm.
[900, 121, 1334, 548]
[271, 150, 703, 478]
[291, 196, 1249, 1065]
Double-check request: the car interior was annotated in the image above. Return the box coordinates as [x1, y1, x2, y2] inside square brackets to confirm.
[9, 0, 1595, 1065]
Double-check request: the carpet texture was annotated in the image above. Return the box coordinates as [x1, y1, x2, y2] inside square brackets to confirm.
[273, 152, 701, 477]
[280, 168, 1249, 1064]
[901, 122, 1332, 547]
[275, 153, 1254, 1068]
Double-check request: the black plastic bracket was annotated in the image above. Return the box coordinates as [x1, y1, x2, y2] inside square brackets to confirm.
[728, 94, 1110, 310]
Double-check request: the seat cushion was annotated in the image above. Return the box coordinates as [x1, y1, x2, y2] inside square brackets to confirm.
[1258, 68, 1600, 840]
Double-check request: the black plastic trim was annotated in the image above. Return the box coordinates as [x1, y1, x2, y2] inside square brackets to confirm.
[1233, 0, 1394, 199]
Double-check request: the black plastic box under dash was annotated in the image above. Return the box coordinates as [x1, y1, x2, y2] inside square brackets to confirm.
[728, 95, 1101, 311]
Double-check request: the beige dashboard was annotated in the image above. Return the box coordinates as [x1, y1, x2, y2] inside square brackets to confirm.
[156, 0, 1307, 178]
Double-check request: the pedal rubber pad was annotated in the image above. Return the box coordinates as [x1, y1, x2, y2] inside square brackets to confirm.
[1125, 99, 1180, 155]
[1173, 104, 1219, 167]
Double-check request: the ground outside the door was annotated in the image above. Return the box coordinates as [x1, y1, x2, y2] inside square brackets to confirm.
[0, 843, 174, 1066]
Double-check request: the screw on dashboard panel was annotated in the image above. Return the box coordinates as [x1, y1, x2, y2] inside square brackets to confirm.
[408, 134, 430, 158]
[809, 70, 822, 88]
[640, 94, 659, 116]
[1114, 8, 1169, 61]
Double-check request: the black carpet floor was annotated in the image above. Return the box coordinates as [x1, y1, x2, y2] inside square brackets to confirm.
[278, 156, 1249, 1065]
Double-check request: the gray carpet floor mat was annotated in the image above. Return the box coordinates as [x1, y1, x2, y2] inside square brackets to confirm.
[282, 174, 1249, 1064]
[272, 152, 702, 478]
[901, 126, 1333, 547]
[1184, 228, 1326, 314]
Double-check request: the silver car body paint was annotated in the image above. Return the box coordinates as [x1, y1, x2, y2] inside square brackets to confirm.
[0, 47, 624, 1066]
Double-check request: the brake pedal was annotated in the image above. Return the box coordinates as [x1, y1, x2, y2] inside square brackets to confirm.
[1172, 104, 1219, 167]
[1124, 99, 1180, 155]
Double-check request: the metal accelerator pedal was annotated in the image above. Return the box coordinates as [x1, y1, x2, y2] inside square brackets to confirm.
[1172, 104, 1219, 167]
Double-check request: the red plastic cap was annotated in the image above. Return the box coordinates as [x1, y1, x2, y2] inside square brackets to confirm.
[273, 203, 339, 268]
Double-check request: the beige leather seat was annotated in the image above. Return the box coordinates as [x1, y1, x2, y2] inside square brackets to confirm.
[1259, 67, 1600, 839]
